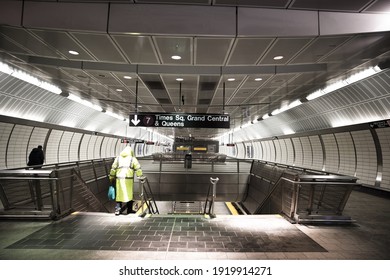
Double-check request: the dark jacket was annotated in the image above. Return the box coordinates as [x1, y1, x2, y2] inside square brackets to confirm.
[27, 147, 44, 167]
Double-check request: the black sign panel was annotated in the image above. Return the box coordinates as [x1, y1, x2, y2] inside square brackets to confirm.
[369, 120, 390, 129]
[129, 113, 230, 129]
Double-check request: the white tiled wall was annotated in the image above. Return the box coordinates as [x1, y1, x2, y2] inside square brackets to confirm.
[236, 142, 246, 159]
[274, 140, 282, 163]
[300, 136, 313, 169]
[58, 131, 74, 163]
[87, 135, 98, 159]
[80, 134, 92, 161]
[262, 141, 272, 162]
[285, 138, 294, 166]
[101, 137, 113, 158]
[377, 128, 390, 191]
[351, 130, 377, 186]
[279, 139, 288, 165]
[0, 120, 136, 169]
[259, 142, 267, 161]
[7, 125, 33, 168]
[292, 138, 303, 167]
[94, 136, 104, 159]
[309, 135, 323, 170]
[254, 141, 262, 159]
[322, 134, 339, 173]
[69, 133, 83, 162]
[0, 122, 14, 169]
[335, 132, 356, 176]
[45, 130, 63, 165]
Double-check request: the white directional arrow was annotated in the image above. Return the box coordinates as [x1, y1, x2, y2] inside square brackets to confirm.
[131, 115, 140, 126]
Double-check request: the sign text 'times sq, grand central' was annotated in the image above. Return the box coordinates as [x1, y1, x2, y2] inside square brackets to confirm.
[129, 113, 230, 129]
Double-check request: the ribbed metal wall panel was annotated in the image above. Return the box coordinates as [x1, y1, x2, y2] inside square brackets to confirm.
[351, 130, 377, 186]
[80, 134, 92, 161]
[309, 135, 323, 170]
[45, 129, 63, 165]
[300, 136, 313, 168]
[58, 131, 74, 163]
[292, 137, 303, 167]
[376, 128, 390, 191]
[69, 133, 83, 162]
[322, 134, 339, 173]
[233, 70, 390, 143]
[7, 125, 33, 168]
[335, 132, 356, 176]
[0, 122, 13, 169]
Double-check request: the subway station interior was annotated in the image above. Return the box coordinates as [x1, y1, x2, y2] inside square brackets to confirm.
[0, 0, 390, 260]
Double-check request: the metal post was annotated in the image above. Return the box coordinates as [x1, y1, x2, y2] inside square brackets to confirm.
[209, 177, 219, 218]
[34, 179, 43, 211]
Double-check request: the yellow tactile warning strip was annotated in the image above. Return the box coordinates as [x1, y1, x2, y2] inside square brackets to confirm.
[225, 202, 239, 215]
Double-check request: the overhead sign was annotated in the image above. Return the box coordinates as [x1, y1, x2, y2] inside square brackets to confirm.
[121, 138, 143, 144]
[369, 120, 390, 129]
[129, 113, 230, 129]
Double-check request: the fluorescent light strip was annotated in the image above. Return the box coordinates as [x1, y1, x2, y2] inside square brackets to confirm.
[105, 110, 124, 120]
[68, 93, 103, 112]
[0, 61, 62, 94]
[307, 66, 382, 100]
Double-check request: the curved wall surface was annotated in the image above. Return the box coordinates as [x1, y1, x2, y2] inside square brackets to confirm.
[220, 123, 390, 192]
[0, 116, 164, 169]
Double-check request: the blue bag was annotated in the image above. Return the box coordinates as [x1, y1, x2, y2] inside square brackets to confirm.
[108, 185, 115, 201]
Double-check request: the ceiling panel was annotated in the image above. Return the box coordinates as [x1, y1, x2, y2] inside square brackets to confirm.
[364, 0, 390, 13]
[227, 38, 274, 65]
[240, 75, 272, 89]
[154, 37, 192, 65]
[321, 34, 386, 63]
[290, 36, 351, 64]
[111, 35, 159, 64]
[0, 26, 61, 58]
[32, 29, 95, 61]
[70, 32, 127, 63]
[1, 1, 389, 139]
[111, 72, 137, 88]
[0, 34, 34, 55]
[259, 38, 313, 65]
[83, 70, 123, 86]
[213, 0, 290, 8]
[290, 0, 374, 12]
[195, 38, 233, 65]
[161, 74, 198, 90]
[135, 0, 211, 4]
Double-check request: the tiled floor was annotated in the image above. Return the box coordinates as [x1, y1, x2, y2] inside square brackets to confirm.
[5, 214, 326, 253]
[0, 188, 389, 260]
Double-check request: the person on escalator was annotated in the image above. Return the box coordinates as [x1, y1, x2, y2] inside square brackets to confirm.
[27, 145, 45, 169]
[109, 146, 143, 215]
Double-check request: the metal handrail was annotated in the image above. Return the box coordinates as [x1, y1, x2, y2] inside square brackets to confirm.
[0, 159, 114, 219]
[138, 176, 159, 217]
[204, 177, 219, 218]
[252, 172, 359, 222]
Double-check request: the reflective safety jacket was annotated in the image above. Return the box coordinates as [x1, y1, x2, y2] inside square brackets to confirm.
[109, 147, 142, 202]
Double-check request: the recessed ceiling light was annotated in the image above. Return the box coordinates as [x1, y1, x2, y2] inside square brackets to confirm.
[124, 76, 132, 79]
[273, 55, 284, 60]
[116, 89, 123, 92]
[255, 78, 263, 81]
[227, 78, 235, 81]
[68, 50, 79, 55]
[176, 78, 184, 81]
[171, 55, 182, 60]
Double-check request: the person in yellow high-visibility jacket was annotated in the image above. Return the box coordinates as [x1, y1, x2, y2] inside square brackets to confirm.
[109, 146, 142, 215]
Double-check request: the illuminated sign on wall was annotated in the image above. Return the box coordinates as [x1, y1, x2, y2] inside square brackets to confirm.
[129, 113, 230, 128]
